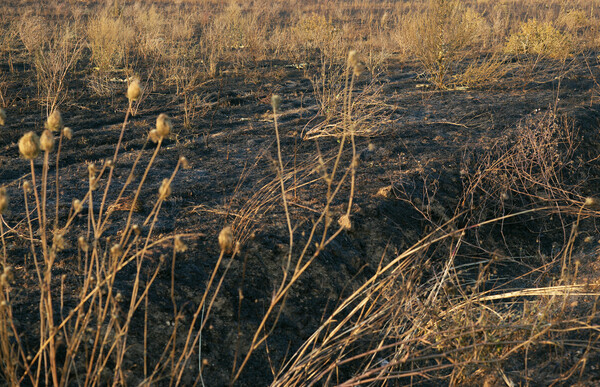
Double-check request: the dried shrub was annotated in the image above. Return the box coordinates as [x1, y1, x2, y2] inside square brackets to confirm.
[86, 10, 134, 72]
[505, 19, 572, 59]
[401, 0, 491, 88]
[19, 14, 84, 111]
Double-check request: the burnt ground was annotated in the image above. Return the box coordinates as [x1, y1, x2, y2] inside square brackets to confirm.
[3, 52, 600, 386]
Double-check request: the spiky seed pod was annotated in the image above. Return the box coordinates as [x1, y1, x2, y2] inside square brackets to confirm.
[63, 127, 73, 140]
[46, 110, 64, 132]
[88, 163, 98, 179]
[179, 156, 190, 169]
[127, 79, 141, 101]
[348, 50, 359, 68]
[156, 113, 172, 138]
[338, 214, 352, 231]
[73, 199, 82, 213]
[159, 178, 171, 199]
[271, 94, 282, 113]
[132, 224, 141, 236]
[18, 131, 41, 160]
[585, 197, 598, 208]
[78, 236, 89, 252]
[110, 243, 123, 259]
[53, 231, 66, 251]
[40, 129, 55, 152]
[218, 226, 234, 253]
[0, 108, 6, 126]
[175, 236, 188, 253]
[149, 129, 160, 143]
[0, 187, 7, 215]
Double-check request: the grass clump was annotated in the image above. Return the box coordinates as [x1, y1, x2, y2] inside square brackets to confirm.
[86, 11, 134, 72]
[505, 19, 572, 59]
[402, 0, 490, 88]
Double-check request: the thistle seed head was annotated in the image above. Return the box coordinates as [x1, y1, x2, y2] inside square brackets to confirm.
[88, 163, 98, 179]
[158, 178, 172, 199]
[175, 235, 188, 253]
[132, 224, 141, 236]
[22, 181, 31, 194]
[149, 129, 160, 143]
[0, 187, 8, 215]
[78, 236, 89, 252]
[179, 156, 190, 169]
[63, 127, 73, 140]
[338, 214, 352, 231]
[156, 113, 172, 138]
[18, 132, 41, 160]
[127, 79, 141, 101]
[53, 230, 66, 251]
[40, 129, 55, 152]
[585, 197, 598, 208]
[218, 226, 234, 253]
[271, 94, 282, 113]
[46, 110, 64, 132]
[0, 108, 6, 126]
[73, 199, 82, 213]
[110, 243, 123, 259]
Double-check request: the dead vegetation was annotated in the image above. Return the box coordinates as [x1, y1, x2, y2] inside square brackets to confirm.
[2, 0, 600, 385]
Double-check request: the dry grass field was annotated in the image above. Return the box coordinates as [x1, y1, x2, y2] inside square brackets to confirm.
[3, 0, 600, 385]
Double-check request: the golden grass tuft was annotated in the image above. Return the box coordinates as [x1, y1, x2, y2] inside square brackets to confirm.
[505, 19, 572, 59]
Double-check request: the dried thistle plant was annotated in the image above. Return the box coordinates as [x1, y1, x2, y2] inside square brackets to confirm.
[40, 130, 55, 152]
[127, 79, 141, 101]
[156, 113, 172, 138]
[18, 132, 41, 159]
[158, 178, 172, 199]
[45, 109, 64, 132]
[218, 226, 234, 253]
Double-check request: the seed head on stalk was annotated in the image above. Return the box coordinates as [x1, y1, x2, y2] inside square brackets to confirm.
[46, 110, 64, 132]
[18, 132, 41, 159]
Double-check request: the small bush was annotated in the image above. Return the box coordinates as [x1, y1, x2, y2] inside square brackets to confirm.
[401, 0, 491, 88]
[86, 11, 134, 72]
[505, 19, 572, 59]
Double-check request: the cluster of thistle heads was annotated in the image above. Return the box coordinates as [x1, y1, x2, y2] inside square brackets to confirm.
[13, 79, 173, 163]
[3, 78, 236, 256]
[17, 110, 72, 160]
